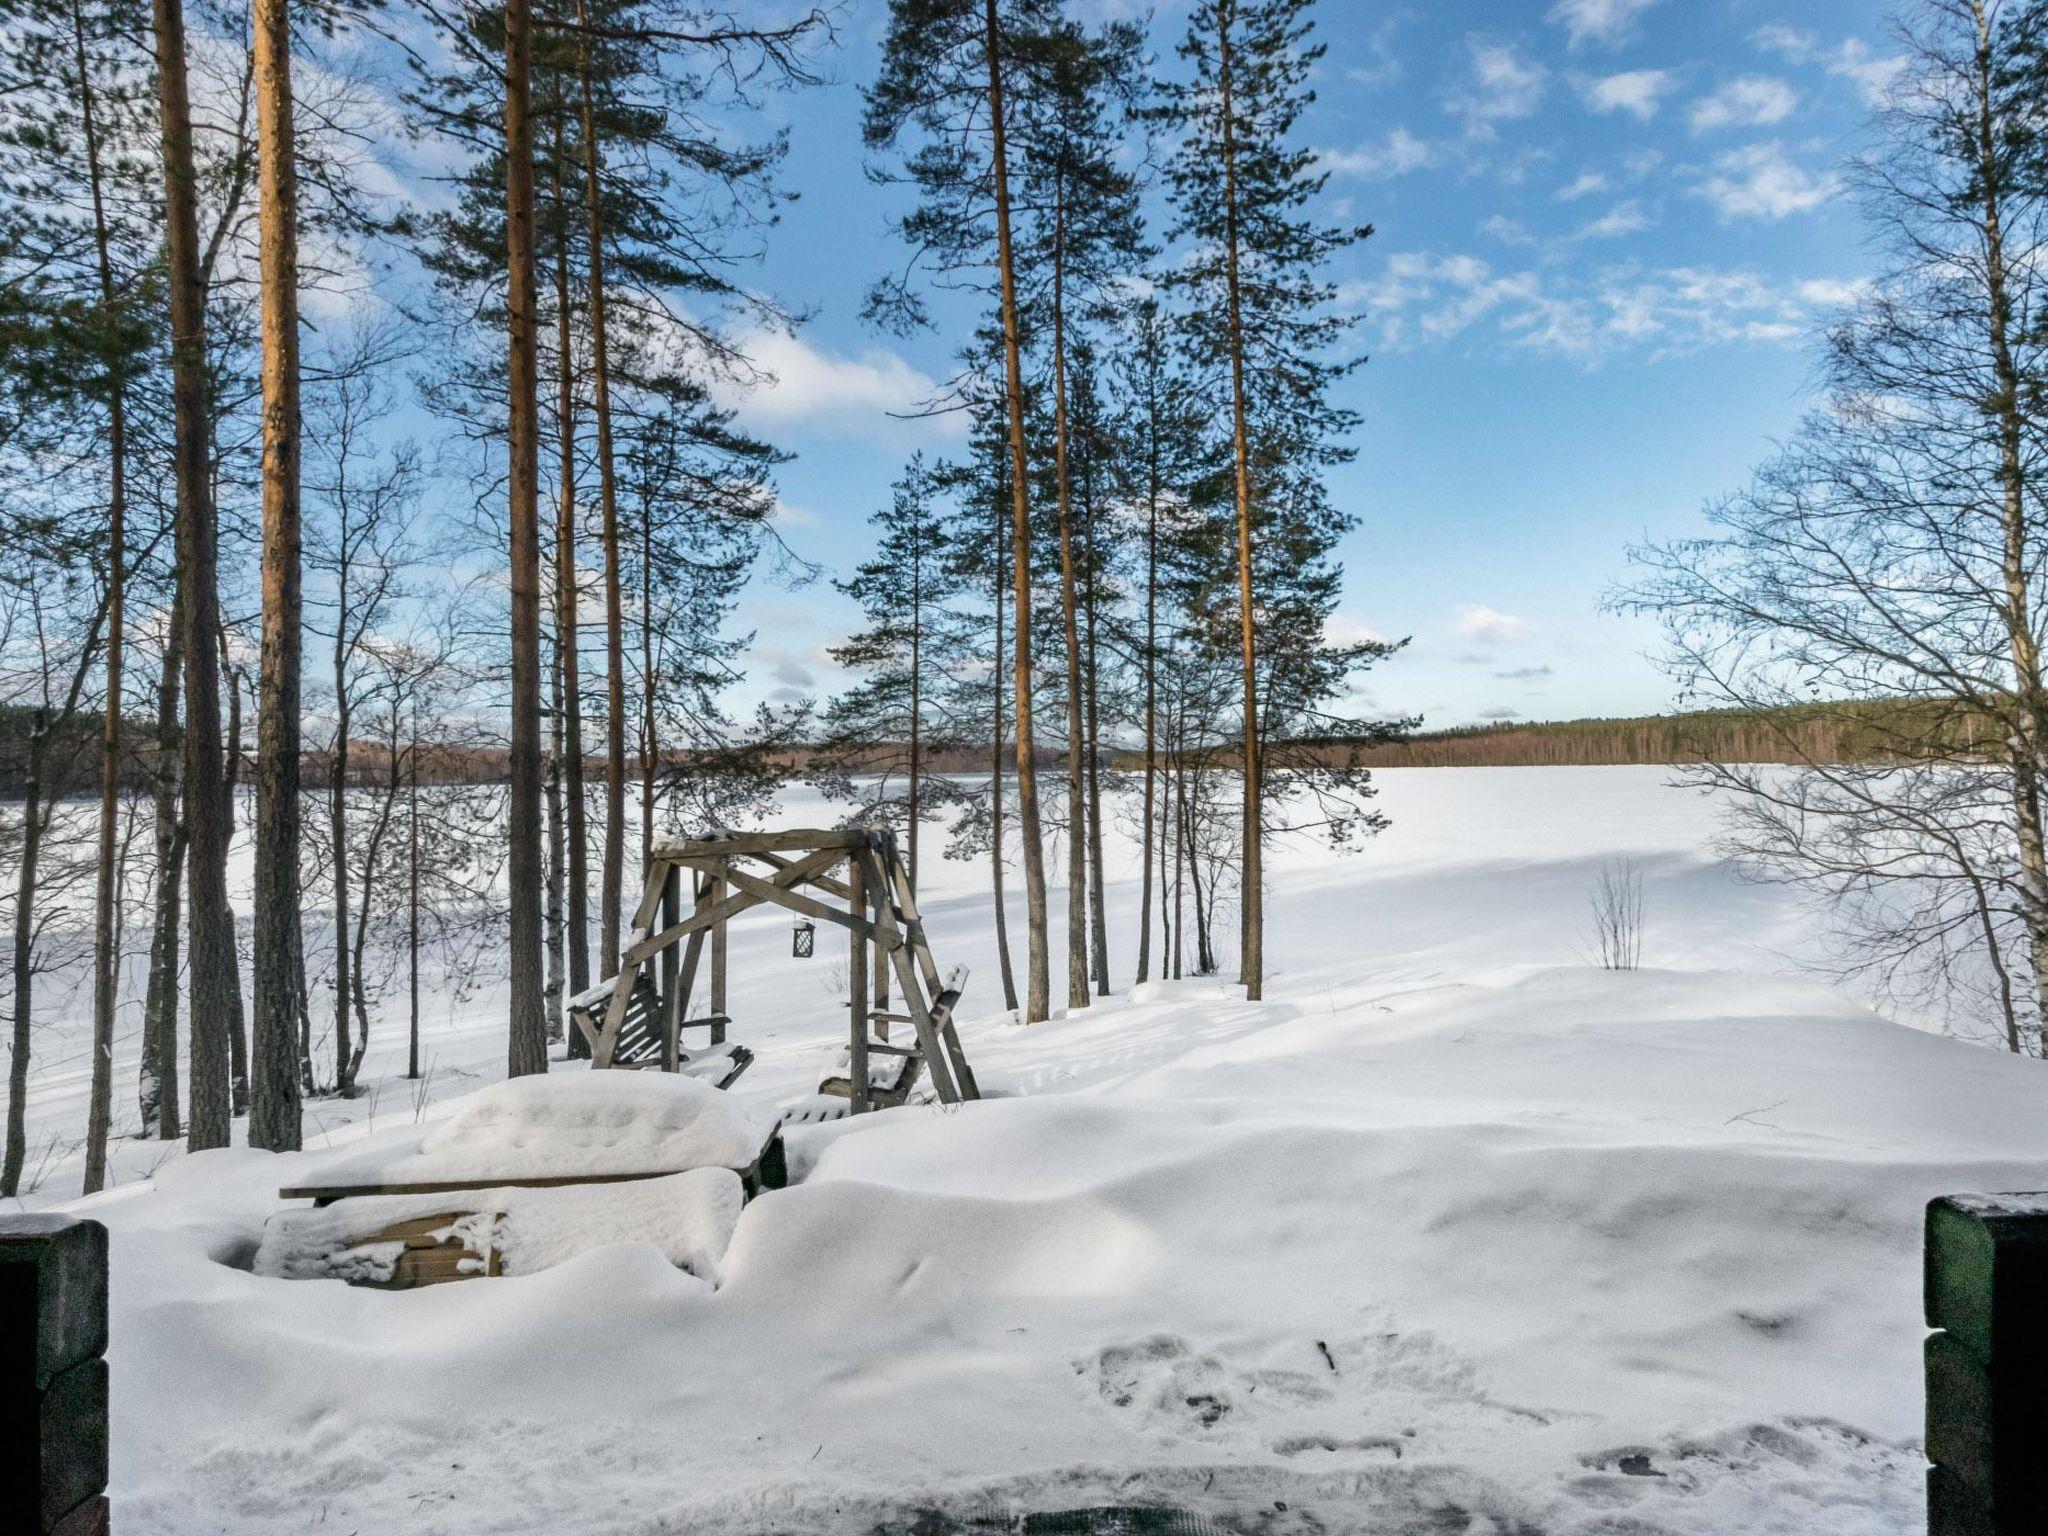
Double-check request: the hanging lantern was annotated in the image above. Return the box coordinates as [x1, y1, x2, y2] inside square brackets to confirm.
[791, 916, 816, 959]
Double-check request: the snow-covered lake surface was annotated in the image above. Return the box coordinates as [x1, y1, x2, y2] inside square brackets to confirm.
[20, 766, 2048, 1533]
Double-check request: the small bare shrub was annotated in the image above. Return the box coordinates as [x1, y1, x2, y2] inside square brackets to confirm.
[1591, 858, 1645, 971]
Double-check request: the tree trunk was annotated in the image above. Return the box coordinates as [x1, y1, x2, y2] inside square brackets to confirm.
[408, 704, 421, 1080]
[141, 601, 185, 1139]
[221, 641, 248, 1117]
[983, 0, 1049, 1022]
[909, 536, 922, 891]
[551, 191, 590, 1004]
[77, 0, 129, 1190]
[329, 620, 352, 1094]
[3, 721, 51, 1195]
[1216, 5, 1263, 1000]
[1967, 7, 2048, 1052]
[1048, 169, 1089, 1012]
[573, 0, 625, 1004]
[1082, 471, 1109, 997]
[504, 0, 549, 1078]
[546, 635, 566, 1040]
[990, 474, 1019, 1012]
[639, 512, 656, 864]
[249, 0, 304, 1149]
[153, 0, 238, 1145]
[1136, 396, 1159, 986]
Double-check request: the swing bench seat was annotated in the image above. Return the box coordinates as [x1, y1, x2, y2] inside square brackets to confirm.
[567, 973, 753, 1088]
[817, 1036, 925, 1111]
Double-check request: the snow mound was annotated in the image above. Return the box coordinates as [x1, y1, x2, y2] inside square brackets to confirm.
[254, 1167, 745, 1284]
[292, 1071, 775, 1189]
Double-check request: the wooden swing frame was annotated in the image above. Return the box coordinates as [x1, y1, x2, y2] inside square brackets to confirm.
[576, 828, 980, 1113]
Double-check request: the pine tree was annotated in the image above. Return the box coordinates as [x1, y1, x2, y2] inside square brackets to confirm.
[249, 0, 304, 1150]
[1109, 297, 1222, 984]
[814, 454, 977, 887]
[1013, 13, 1147, 1009]
[150, 0, 241, 1139]
[1158, 0, 1372, 999]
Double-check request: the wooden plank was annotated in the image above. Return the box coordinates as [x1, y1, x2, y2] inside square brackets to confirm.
[593, 955, 641, 1068]
[885, 853, 945, 996]
[658, 866, 681, 1060]
[709, 860, 728, 1017]
[282, 1169, 685, 1205]
[722, 865, 874, 939]
[866, 851, 960, 1105]
[847, 855, 870, 1115]
[629, 859, 669, 933]
[622, 846, 851, 963]
[753, 849, 853, 902]
[666, 928, 706, 1072]
[651, 828, 872, 860]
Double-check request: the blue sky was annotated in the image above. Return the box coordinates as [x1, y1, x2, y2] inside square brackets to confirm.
[656, 0, 1900, 732]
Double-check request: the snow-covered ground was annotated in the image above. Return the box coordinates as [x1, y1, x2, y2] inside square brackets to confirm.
[17, 766, 2048, 1533]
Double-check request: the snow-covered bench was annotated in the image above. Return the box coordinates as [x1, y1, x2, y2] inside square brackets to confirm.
[269, 1074, 785, 1289]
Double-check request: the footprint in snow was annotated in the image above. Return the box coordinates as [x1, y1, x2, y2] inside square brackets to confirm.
[1088, 1335, 1235, 1431]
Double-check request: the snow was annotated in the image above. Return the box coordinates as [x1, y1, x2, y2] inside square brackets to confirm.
[289, 1071, 776, 1188]
[16, 768, 2048, 1532]
[254, 1167, 745, 1283]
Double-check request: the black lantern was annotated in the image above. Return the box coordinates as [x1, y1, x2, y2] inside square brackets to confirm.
[792, 916, 816, 958]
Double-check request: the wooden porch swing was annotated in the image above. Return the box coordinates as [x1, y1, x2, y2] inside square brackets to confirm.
[567, 828, 981, 1114]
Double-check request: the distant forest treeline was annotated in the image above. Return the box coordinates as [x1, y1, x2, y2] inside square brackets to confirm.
[6, 700, 1973, 799]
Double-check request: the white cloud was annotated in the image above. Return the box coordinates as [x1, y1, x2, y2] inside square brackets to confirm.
[1752, 23, 1818, 62]
[1323, 127, 1438, 180]
[1689, 75, 1798, 133]
[1359, 247, 1867, 362]
[1753, 25, 1904, 108]
[1574, 200, 1651, 240]
[1480, 214, 1538, 246]
[1827, 39, 1906, 107]
[1459, 605, 1534, 642]
[1580, 68, 1675, 121]
[1556, 169, 1611, 201]
[1696, 141, 1835, 221]
[1445, 39, 1548, 139]
[1793, 276, 1872, 307]
[1549, 0, 1661, 49]
[731, 329, 948, 434]
[1326, 613, 1390, 649]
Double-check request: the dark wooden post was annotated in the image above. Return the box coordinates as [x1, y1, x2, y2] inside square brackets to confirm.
[1926, 1193, 2048, 1535]
[848, 853, 870, 1115]
[709, 857, 727, 1020]
[0, 1216, 110, 1536]
[658, 862, 679, 1030]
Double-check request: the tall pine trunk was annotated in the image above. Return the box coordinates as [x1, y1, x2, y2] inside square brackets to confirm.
[153, 0, 238, 1144]
[78, 0, 129, 1190]
[982, 0, 1049, 1023]
[1216, 7, 1263, 1000]
[503, 0, 549, 1077]
[551, 193, 590, 1004]
[1136, 416, 1159, 985]
[639, 512, 656, 861]
[1049, 172, 1089, 1012]
[329, 617, 355, 1093]
[574, 0, 626, 1001]
[250, 0, 304, 1149]
[141, 600, 185, 1138]
[546, 635, 566, 1037]
[989, 471, 1019, 1011]
[1082, 468, 1108, 996]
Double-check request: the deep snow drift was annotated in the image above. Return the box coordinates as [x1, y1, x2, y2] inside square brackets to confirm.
[18, 768, 2048, 1533]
